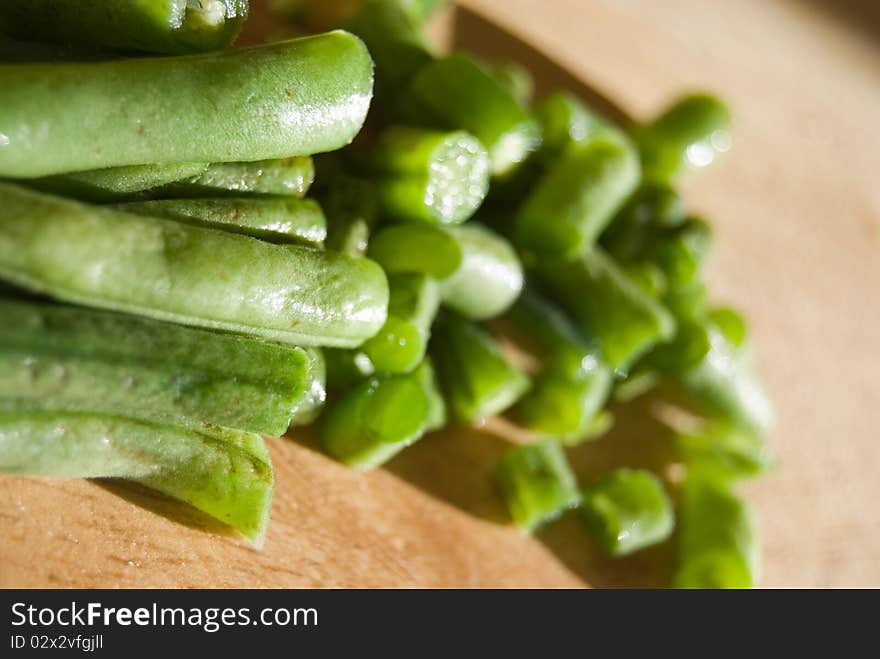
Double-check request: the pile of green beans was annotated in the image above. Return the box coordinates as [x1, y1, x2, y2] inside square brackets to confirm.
[0, 0, 773, 585]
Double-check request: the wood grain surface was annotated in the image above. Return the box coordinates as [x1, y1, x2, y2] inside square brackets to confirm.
[2, 0, 879, 588]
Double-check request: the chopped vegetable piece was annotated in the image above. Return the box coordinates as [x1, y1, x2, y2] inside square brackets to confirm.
[368, 223, 463, 278]
[368, 127, 490, 225]
[495, 440, 581, 532]
[516, 138, 641, 259]
[414, 357, 446, 432]
[0, 411, 273, 544]
[325, 348, 376, 392]
[362, 274, 441, 374]
[674, 478, 758, 588]
[488, 60, 534, 108]
[114, 197, 327, 247]
[289, 348, 327, 426]
[0, 297, 318, 436]
[579, 468, 674, 556]
[153, 157, 315, 198]
[0, 183, 389, 348]
[318, 173, 379, 256]
[440, 224, 524, 320]
[538, 247, 676, 372]
[403, 54, 541, 176]
[430, 313, 530, 422]
[0, 32, 373, 177]
[0, 0, 249, 55]
[601, 181, 687, 261]
[675, 423, 774, 482]
[636, 93, 732, 181]
[321, 371, 431, 469]
[535, 91, 620, 161]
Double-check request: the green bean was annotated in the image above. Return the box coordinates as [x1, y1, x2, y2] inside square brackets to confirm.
[402, 54, 541, 177]
[488, 61, 534, 108]
[0, 297, 319, 436]
[289, 348, 327, 426]
[430, 313, 530, 422]
[361, 274, 440, 374]
[495, 440, 581, 532]
[24, 162, 210, 203]
[0, 183, 388, 347]
[324, 348, 375, 393]
[538, 247, 676, 372]
[0, 32, 373, 178]
[114, 197, 327, 247]
[0, 411, 273, 544]
[321, 370, 431, 469]
[0, 1, 249, 55]
[367, 127, 490, 225]
[535, 91, 619, 161]
[601, 181, 687, 261]
[579, 468, 674, 556]
[502, 288, 612, 442]
[414, 357, 446, 432]
[345, 0, 433, 99]
[400, 0, 447, 23]
[674, 478, 758, 588]
[153, 157, 315, 198]
[636, 93, 732, 181]
[439, 223, 524, 320]
[317, 173, 379, 257]
[651, 311, 774, 436]
[367, 223, 462, 278]
[515, 138, 641, 259]
[675, 423, 774, 483]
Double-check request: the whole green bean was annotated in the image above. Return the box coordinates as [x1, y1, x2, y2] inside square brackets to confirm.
[367, 127, 490, 225]
[0, 184, 388, 347]
[495, 440, 581, 532]
[439, 223, 524, 320]
[0, 32, 374, 178]
[0, 411, 273, 544]
[674, 478, 758, 588]
[636, 93, 732, 181]
[153, 157, 315, 198]
[321, 370, 431, 469]
[114, 197, 327, 246]
[402, 54, 541, 177]
[0, 297, 318, 436]
[579, 468, 674, 556]
[538, 247, 676, 372]
[0, 1, 249, 55]
[24, 162, 210, 203]
[430, 313, 530, 422]
[515, 138, 641, 259]
[367, 223, 463, 278]
[361, 274, 441, 374]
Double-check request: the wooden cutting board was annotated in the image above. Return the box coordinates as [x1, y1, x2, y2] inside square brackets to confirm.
[2, 0, 879, 588]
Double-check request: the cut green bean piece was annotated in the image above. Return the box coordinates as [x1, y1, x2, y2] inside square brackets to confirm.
[0, 184, 388, 348]
[636, 93, 732, 181]
[503, 288, 612, 442]
[495, 440, 581, 532]
[0, 297, 317, 436]
[535, 91, 620, 161]
[289, 348, 327, 426]
[154, 157, 315, 198]
[26, 162, 210, 203]
[440, 224, 524, 320]
[345, 0, 433, 99]
[369, 127, 490, 225]
[0, 412, 273, 544]
[414, 357, 446, 432]
[114, 197, 327, 246]
[675, 424, 774, 483]
[0, 32, 374, 178]
[653, 313, 774, 436]
[516, 138, 641, 259]
[488, 60, 534, 108]
[601, 182, 687, 261]
[579, 468, 674, 556]
[361, 274, 441, 374]
[403, 54, 541, 177]
[674, 478, 758, 588]
[430, 314, 530, 422]
[538, 247, 676, 372]
[368, 223, 463, 278]
[321, 371, 430, 469]
[0, 1, 248, 55]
